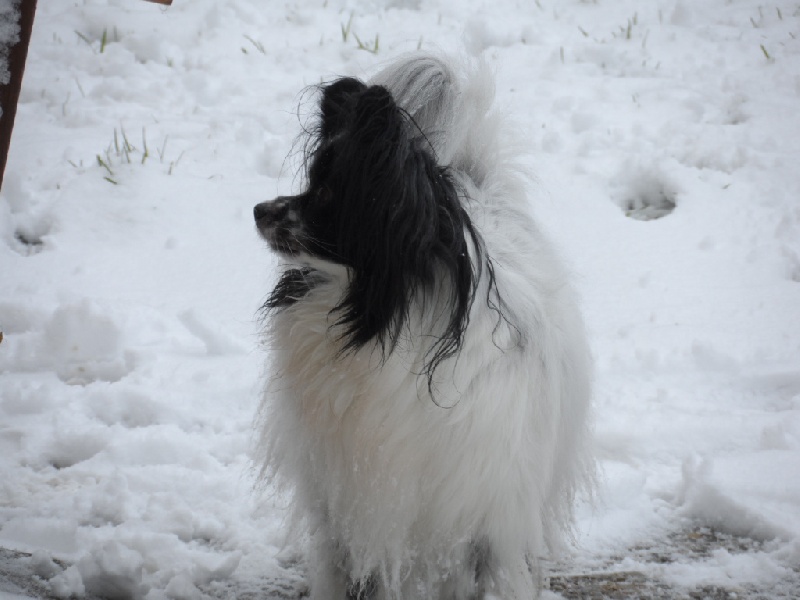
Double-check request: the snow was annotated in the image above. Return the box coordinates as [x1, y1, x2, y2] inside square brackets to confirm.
[0, 0, 21, 87]
[1, 0, 799, 598]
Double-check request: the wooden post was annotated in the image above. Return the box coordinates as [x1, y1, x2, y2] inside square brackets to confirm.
[0, 0, 36, 192]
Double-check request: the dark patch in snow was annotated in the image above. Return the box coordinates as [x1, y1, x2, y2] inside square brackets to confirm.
[201, 574, 310, 599]
[13, 229, 45, 255]
[3, 532, 798, 600]
[622, 183, 677, 221]
[614, 166, 678, 221]
[551, 526, 800, 599]
[0, 548, 103, 600]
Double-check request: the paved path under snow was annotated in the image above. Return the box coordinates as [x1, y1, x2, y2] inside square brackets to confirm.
[2, 531, 797, 599]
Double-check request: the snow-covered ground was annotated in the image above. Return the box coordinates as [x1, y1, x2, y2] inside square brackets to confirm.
[1, 0, 799, 598]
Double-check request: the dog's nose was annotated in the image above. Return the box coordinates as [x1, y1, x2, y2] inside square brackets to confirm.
[253, 197, 286, 223]
[253, 201, 274, 223]
[254, 197, 298, 224]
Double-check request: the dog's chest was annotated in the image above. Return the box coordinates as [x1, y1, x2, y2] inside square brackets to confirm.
[270, 291, 415, 425]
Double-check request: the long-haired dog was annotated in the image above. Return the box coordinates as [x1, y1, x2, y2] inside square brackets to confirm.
[254, 53, 593, 599]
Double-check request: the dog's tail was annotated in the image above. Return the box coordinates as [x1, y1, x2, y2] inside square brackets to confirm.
[369, 53, 497, 173]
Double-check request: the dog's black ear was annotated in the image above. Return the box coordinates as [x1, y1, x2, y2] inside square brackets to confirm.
[320, 77, 368, 138]
[331, 88, 479, 379]
[350, 85, 404, 146]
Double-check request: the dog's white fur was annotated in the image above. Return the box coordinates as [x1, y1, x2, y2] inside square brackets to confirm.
[257, 54, 593, 599]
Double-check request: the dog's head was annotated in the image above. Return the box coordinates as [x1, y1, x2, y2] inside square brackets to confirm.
[255, 77, 482, 376]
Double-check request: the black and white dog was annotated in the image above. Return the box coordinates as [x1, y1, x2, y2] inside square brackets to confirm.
[254, 54, 593, 599]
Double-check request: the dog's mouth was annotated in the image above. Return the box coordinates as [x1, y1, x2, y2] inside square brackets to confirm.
[254, 198, 341, 265]
[254, 200, 305, 256]
[257, 224, 304, 256]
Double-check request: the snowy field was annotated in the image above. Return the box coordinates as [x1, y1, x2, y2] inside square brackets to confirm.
[1, 0, 799, 598]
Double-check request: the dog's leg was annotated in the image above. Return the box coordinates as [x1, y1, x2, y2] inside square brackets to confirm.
[346, 575, 376, 600]
[479, 551, 540, 600]
[309, 559, 349, 600]
[308, 535, 350, 600]
[435, 541, 487, 600]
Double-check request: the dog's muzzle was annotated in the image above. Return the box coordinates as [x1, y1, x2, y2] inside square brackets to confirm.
[254, 197, 303, 255]
[254, 197, 293, 225]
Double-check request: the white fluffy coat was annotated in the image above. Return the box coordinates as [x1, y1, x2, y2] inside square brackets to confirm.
[257, 54, 593, 600]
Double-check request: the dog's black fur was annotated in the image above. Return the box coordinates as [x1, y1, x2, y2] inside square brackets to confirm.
[255, 78, 487, 385]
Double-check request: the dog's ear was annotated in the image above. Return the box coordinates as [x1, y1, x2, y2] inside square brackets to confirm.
[332, 88, 477, 371]
[350, 85, 405, 146]
[320, 77, 368, 138]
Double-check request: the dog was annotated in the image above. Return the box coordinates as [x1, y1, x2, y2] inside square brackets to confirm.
[254, 53, 593, 599]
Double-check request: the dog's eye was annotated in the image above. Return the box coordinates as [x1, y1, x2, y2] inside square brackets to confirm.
[316, 186, 332, 204]
[310, 147, 335, 183]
